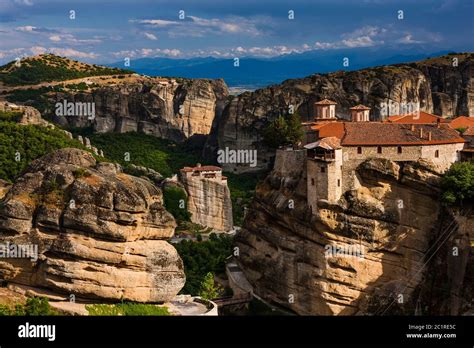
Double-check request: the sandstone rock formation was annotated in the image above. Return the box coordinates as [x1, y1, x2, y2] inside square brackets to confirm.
[235, 155, 472, 315]
[0, 101, 50, 127]
[179, 167, 233, 232]
[0, 148, 185, 302]
[204, 54, 474, 173]
[52, 78, 229, 142]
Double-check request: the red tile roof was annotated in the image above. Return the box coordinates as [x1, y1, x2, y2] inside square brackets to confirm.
[180, 165, 222, 172]
[386, 111, 448, 124]
[350, 104, 370, 110]
[341, 123, 465, 146]
[310, 121, 345, 139]
[450, 116, 474, 129]
[305, 136, 341, 150]
[463, 126, 474, 136]
[314, 99, 337, 105]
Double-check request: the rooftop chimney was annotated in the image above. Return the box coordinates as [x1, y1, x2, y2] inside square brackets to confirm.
[436, 118, 441, 128]
[196, 163, 201, 167]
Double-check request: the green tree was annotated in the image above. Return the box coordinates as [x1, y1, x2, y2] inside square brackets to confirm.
[198, 272, 220, 300]
[286, 112, 304, 146]
[263, 113, 303, 148]
[263, 116, 288, 148]
[441, 162, 474, 206]
[163, 185, 191, 222]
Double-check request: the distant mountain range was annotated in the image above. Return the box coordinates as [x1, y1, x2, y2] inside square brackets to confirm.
[108, 47, 454, 89]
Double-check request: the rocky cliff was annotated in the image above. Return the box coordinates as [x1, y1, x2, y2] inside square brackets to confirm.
[0, 148, 185, 302]
[235, 152, 472, 315]
[180, 172, 233, 232]
[52, 77, 229, 142]
[204, 53, 473, 173]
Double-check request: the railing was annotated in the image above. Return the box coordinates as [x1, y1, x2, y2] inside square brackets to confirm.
[212, 292, 253, 306]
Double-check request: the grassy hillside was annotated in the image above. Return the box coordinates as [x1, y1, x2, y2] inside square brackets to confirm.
[0, 111, 87, 182]
[86, 132, 201, 178]
[0, 54, 131, 86]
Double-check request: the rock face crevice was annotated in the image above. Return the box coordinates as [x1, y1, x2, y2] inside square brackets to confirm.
[235, 155, 472, 315]
[53, 78, 229, 142]
[204, 54, 473, 173]
[0, 148, 185, 302]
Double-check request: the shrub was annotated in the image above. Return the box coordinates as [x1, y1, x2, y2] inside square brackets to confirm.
[441, 162, 474, 206]
[198, 272, 221, 300]
[263, 113, 303, 148]
[163, 185, 191, 222]
[0, 297, 57, 316]
[175, 234, 233, 295]
[0, 121, 87, 182]
[72, 168, 91, 178]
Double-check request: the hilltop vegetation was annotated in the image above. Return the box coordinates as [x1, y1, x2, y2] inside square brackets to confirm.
[0, 111, 86, 182]
[0, 54, 131, 85]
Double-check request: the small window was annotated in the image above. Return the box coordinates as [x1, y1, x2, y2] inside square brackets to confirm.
[377, 146, 382, 154]
[435, 150, 439, 158]
[337, 179, 341, 187]
[321, 166, 326, 173]
[397, 146, 402, 154]
[311, 178, 315, 186]
[357, 147, 362, 154]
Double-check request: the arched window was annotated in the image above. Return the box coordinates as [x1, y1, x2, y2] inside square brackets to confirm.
[435, 150, 439, 158]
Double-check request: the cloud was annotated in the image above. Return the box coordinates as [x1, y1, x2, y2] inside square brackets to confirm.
[314, 26, 393, 50]
[113, 48, 181, 58]
[342, 36, 377, 48]
[130, 15, 268, 38]
[130, 19, 178, 27]
[28, 46, 97, 58]
[44, 33, 102, 45]
[397, 34, 423, 44]
[49, 35, 61, 42]
[14, 0, 33, 6]
[49, 48, 98, 58]
[144, 32, 158, 40]
[15, 25, 36, 32]
[15, 26, 56, 34]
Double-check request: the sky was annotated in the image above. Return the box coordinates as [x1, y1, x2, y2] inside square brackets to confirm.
[0, 0, 473, 64]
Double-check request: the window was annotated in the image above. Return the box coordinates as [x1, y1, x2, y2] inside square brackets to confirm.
[435, 150, 439, 158]
[377, 146, 382, 154]
[337, 179, 341, 187]
[321, 166, 326, 173]
[311, 178, 315, 186]
[397, 146, 402, 154]
[357, 147, 362, 154]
